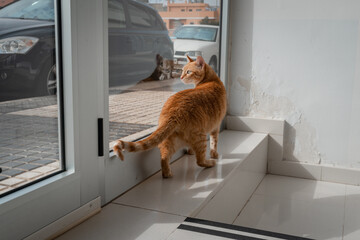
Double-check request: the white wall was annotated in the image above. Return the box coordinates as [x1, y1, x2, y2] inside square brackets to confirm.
[228, 0, 360, 168]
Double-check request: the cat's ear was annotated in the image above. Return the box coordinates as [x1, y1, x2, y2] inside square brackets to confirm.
[196, 56, 206, 69]
[186, 55, 194, 62]
[156, 54, 163, 64]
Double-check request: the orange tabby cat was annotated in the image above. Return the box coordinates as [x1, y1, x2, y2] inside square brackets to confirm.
[113, 55, 227, 178]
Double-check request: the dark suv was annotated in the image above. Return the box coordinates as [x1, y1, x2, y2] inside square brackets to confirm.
[108, 0, 174, 87]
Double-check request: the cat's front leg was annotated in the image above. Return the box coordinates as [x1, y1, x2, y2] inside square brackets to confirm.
[191, 134, 216, 168]
[210, 128, 220, 159]
[161, 160, 173, 178]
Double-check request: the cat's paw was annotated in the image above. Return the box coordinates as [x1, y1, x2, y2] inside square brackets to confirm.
[159, 75, 165, 81]
[198, 159, 216, 168]
[113, 140, 125, 161]
[210, 150, 219, 159]
[162, 169, 173, 178]
[187, 148, 195, 155]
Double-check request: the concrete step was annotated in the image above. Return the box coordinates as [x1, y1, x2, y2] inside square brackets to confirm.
[113, 130, 268, 224]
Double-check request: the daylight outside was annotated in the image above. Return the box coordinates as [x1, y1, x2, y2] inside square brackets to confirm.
[0, 0, 221, 196]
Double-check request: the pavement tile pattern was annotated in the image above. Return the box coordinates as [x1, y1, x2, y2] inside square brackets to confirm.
[0, 78, 190, 196]
[0, 96, 60, 195]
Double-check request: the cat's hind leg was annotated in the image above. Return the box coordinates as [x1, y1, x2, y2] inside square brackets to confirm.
[158, 137, 176, 178]
[210, 128, 220, 159]
[186, 148, 195, 155]
[191, 134, 216, 168]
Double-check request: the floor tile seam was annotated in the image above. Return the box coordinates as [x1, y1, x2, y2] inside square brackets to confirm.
[341, 187, 349, 239]
[195, 153, 255, 211]
[185, 134, 265, 224]
[249, 191, 348, 207]
[227, 135, 268, 225]
[254, 188, 348, 198]
[254, 176, 348, 195]
[110, 202, 187, 218]
[167, 223, 183, 239]
[231, 174, 267, 225]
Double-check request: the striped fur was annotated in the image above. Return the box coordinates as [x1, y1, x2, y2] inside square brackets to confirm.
[113, 55, 227, 178]
[113, 121, 175, 160]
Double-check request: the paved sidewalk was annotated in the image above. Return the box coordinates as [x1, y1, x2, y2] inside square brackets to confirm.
[0, 78, 189, 196]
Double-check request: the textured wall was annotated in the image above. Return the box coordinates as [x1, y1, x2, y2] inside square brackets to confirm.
[228, 0, 360, 167]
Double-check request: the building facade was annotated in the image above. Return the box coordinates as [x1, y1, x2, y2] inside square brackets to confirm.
[158, 0, 220, 35]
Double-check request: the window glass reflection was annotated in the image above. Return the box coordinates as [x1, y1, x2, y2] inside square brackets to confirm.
[108, 0, 221, 146]
[0, 0, 63, 197]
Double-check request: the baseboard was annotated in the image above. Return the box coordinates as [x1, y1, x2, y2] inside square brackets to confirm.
[226, 115, 285, 171]
[226, 115, 285, 135]
[25, 197, 101, 240]
[270, 160, 360, 186]
[226, 115, 360, 186]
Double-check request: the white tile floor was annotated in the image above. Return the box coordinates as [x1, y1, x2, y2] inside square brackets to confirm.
[57, 130, 268, 240]
[113, 131, 267, 217]
[57, 204, 185, 240]
[57, 174, 360, 240]
[55, 130, 360, 240]
[234, 175, 350, 240]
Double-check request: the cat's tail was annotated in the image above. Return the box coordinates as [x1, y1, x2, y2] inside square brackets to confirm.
[113, 121, 175, 160]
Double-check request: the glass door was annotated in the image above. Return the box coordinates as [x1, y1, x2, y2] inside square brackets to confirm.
[0, 0, 64, 198]
[0, 0, 106, 238]
[104, 0, 225, 203]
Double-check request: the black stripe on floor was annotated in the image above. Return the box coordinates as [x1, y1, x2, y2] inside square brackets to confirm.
[178, 224, 263, 240]
[182, 217, 314, 240]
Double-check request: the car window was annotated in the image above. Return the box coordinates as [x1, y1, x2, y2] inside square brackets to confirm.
[127, 2, 153, 29]
[108, 0, 126, 28]
[175, 26, 218, 42]
[0, 0, 54, 21]
[108, 0, 126, 29]
[151, 11, 165, 31]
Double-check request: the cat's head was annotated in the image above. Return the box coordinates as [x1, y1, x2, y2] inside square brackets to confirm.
[180, 55, 206, 85]
[156, 54, 172, 72]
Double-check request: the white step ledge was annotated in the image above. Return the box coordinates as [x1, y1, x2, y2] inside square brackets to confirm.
[113, 130, 268, 224]
[227, 115, 360, 186]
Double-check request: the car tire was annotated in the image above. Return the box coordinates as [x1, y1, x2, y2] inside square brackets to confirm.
[39, 61, 57, 96]
[209, 57, 217, 75]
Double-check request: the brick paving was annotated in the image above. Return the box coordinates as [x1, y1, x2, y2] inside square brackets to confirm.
[0, 97, 60, 195]
[0, 77, 190, 196]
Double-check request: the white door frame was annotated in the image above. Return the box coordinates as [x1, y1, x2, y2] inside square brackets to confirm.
[0, 0, 106, 238]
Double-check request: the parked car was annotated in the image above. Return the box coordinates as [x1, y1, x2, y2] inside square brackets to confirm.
[108, 0, 173, 87]
[173, 25, 219, 74]
[0, 0, 173, 101]
[0, 0, 56, 101]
